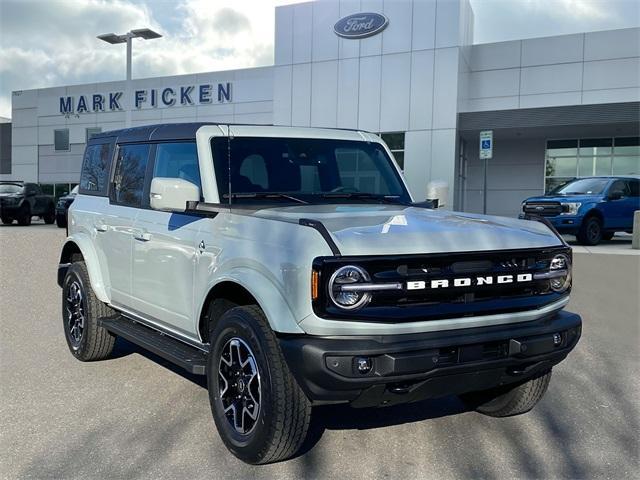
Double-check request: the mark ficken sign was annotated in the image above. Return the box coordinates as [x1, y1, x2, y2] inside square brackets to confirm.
[59, 82, 232, 115]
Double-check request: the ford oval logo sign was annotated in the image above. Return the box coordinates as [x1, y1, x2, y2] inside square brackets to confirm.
[334, 12, 388, 39]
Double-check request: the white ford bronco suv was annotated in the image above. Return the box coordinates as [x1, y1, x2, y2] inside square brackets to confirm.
[58, 123, 581, 464]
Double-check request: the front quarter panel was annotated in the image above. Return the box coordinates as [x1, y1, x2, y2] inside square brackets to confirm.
[193, 212, 334, 335]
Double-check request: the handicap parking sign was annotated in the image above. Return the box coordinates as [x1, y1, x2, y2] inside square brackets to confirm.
[480, 131, 493, 159]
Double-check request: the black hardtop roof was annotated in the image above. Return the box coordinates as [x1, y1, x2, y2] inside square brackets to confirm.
[90, 122, 224, 143]
[89, 122, 368, 144]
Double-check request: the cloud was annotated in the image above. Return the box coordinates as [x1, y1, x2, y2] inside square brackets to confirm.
[471, 0, 638, 43]
[1, 0, 638, 118]
[0, 0, 299, 117]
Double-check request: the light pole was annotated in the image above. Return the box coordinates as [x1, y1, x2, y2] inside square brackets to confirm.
[97, 29, 162, 128]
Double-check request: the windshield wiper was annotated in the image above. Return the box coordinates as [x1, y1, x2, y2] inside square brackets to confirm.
[224, 192, 308, 204]
[320, 193, 407, 204]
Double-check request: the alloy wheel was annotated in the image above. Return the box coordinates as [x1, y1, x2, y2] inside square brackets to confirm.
[65, 280, 85, 347]
[218, 337, 261, 435]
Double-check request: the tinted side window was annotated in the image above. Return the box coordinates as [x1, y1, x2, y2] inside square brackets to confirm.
[609, 180, 630, 196]
[628, 179, 639, 197]
[153, 143, 201, 189]
[79, 144, 113, 195]
[112, 144, 151, 207]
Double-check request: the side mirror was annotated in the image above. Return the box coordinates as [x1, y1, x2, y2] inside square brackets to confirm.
[608, 190, 624, 201]
[150, 177, 200, 212]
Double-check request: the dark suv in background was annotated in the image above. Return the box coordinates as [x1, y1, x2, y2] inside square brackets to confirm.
[55, 185, 78, 228]
[0, 181, 56, 226]
[521, 176, 640, 245]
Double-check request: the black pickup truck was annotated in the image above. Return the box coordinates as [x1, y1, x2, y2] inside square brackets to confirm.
[0, 181, 56, 226]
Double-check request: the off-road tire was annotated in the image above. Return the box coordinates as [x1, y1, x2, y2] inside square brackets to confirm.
[56, 215, 67, 228]
[207, 305, 311, 464]
[460, 370, 552, 417]
[43, 204, 56, 224]
[1, 216, 12, 225]
[17, 204, 31, 226]
[62, 261, 116, 361]
[576, 215, 602, 245]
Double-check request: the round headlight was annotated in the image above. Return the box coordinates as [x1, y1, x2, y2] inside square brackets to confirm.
[549, 253, 571, 292]
[328, 265, 372, 310]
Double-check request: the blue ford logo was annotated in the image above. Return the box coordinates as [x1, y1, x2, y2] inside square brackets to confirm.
[334, 12, 388, 39]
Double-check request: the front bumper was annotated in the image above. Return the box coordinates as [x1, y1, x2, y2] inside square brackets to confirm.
[519, 213, 582, 233]
[279, 310, 581, 407]
[0, 203, 22, 215]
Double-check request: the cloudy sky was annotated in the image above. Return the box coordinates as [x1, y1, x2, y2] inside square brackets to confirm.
[1, 0, 639, 118]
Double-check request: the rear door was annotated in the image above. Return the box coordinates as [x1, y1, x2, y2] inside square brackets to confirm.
[76, 139, 115, 298]
[131, 142, 203, 337]
[105, 143, 152, 308]
[620, 179, 640, 229]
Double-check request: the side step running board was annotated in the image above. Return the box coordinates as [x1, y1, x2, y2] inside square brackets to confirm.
[100, 316, 208, 375]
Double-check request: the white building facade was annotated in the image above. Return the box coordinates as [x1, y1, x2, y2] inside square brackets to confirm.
[6, 0, 640, 216]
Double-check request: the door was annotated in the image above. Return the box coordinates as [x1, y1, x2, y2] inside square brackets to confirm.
[131, 142, 203, 337]
[602, 179, 638, 230]
[105, 143, 151, 307]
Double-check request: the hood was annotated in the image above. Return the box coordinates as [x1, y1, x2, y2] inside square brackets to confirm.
[525, 194, 602, 203]
[254, 204, 563, 256]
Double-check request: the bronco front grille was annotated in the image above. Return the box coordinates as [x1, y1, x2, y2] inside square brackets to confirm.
[312, 247, 570, 323]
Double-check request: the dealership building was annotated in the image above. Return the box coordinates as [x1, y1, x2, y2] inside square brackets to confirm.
[4, 0, 639, 216]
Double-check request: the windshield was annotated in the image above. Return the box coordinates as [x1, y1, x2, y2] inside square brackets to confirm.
[211, 137, 410, 204]
[550, 178, 610, 195]
[0, 184, 23, 194]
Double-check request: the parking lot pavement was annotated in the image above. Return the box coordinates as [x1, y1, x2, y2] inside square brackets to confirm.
[1, 224, 638, 480]
[564, 234, 640, 256]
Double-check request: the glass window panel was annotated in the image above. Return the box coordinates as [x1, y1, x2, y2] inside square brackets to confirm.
[579, 138, 612, 148]
[577, 157, 595, 177]
[546, 148, 577, 157]
[546, 157, 577, 177]
[40, 184, 54, 196]
[392, 152, 404, 170]
[112, 144, 151, 207]
[614, 145, 640, 156]
[612, 156, 640, 175]
[545, 177, 572, 193]
[54, 129, 69, 151]
[380, 132, 404, 151]
[86, 127, 102, 142]
[579, 146, 612, 156]
[547, 139, 578, 149]
[614, 137, 640, 147]
[595, 157, 612, 176]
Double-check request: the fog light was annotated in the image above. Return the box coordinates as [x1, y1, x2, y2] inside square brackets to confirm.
[355, 357, 372, 374]
[553, 333, 562, 346]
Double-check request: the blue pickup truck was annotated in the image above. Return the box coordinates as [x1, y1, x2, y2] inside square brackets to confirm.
[521, 176, 639, 245]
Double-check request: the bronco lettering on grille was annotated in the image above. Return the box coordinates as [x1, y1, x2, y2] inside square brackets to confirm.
[406, 273, 533, 290]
